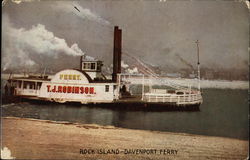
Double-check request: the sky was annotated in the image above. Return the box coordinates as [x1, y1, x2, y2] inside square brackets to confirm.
[2, 0, 249, 73]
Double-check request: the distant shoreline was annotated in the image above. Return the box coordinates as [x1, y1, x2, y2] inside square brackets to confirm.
[1, 73, 249, 89]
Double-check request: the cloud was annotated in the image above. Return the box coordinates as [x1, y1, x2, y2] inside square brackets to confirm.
[2, 15, 86, 71]
[245, 1, 250, 9]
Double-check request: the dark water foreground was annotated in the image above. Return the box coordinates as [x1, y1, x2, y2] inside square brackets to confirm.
[1, 89, 248, 140]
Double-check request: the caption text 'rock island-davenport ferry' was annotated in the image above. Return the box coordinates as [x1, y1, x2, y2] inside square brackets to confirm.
[4, 26, 203, 111]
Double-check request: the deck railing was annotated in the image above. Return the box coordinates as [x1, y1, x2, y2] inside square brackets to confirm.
[143, 92, 202, 105]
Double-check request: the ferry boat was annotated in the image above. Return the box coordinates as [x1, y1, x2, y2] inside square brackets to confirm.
[4, 26, 203, 111]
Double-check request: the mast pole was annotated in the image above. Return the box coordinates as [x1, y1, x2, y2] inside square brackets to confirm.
[196, 40, 201, 91]
[43, 67, 47, 78]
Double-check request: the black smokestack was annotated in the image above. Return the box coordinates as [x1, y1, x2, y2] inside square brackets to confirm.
[80, 55, 84, 70]
[112, 26, 122, 82]
[117, 28, 122, 74]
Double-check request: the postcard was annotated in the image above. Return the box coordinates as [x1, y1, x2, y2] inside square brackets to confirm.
[1, 0, 249, 159]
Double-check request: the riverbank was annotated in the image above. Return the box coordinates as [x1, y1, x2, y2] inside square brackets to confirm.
[1, 117, 248, 159]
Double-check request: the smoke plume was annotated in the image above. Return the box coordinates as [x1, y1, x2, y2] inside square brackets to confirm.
[2, 15, 85, 71]
[175, 54, 194, 70]
[121, 61, 129, 69]
[54, 1, 110, 26]
[127, 67, 139, 74]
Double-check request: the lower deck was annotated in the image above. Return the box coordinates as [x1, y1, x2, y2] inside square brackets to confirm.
[3, 95, 201, 111]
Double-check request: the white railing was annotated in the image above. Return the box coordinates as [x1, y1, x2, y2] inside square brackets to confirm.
[143, 92, 202, 105]
[117, 73, 203, 105]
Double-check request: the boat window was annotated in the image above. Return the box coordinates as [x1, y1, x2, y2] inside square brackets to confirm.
[29, 82, 35, 89]
[167, 90, 175, 94]
[87, 63, 91, 69]
[83, 62, 99, 70]
[176, 92, 184, 95]
[37, 82, 42, 90]
[105, 85, 109, 92]
[83, 63, 88, 69]
[23, 81, 28, 89]
[91, 63, 96, 70]
[18, 81, 22, 88]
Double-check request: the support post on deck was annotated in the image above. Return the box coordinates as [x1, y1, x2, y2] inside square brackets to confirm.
[117, 74, 121, 98]
[196, 40, 201, 91]
[189, 84, 191, 102]
[141, 74, 145, 100]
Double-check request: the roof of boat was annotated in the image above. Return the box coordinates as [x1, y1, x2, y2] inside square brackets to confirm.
[9, 69, 116, 84]
[9, 76, 51, 82]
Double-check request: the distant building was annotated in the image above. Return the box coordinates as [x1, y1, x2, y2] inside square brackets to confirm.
[204, 71, 214, 79]
[189, 73, 196, 78]
[166, 73, 182, 78]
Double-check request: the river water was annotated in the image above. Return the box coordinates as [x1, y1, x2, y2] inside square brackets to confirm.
[1, 88, 248, 140]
